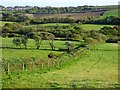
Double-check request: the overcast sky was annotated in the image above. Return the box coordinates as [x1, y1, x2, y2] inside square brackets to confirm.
[1, 0, 119, 7]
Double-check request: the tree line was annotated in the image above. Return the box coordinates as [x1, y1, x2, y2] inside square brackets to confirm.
[2, 22, 120, 51]
[2, 12, 120, 25]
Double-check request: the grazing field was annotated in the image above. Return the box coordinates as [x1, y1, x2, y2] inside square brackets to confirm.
[27, 23, 115, 31]
[26, 23, 70, 28]
[1, 21, 116, 31]
[2, 37, 80, 59]
[0, 21, 14, 27]
[80, 24, 115, 31]
[103, 9, 118, 17]
[2, 43, 119, 88]
[32, 12, 101, 20]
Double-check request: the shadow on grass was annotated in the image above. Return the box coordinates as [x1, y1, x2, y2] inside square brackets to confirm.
[0, 46, 66, 52]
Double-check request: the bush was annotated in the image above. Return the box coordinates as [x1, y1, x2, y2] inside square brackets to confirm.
[71, 34, 82, 41]
[85, 37, 97, 44]
[48, 52, 57, 58]
[106, 36, 118, 43]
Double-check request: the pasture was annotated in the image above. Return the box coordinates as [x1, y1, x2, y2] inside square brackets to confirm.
[27, 23, 115, 31]
[1, 21, 116, 31]
[0, 21, 14, 26]
[32, 12, 101, 20]
[2, 37, 80, 59]
[103, 9, 118, 17]
[1, 4, 119, 88]
[79, 24, 115, 31]
[2, 43, 119, 88]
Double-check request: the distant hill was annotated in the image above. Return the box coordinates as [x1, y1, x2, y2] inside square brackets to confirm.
[103, 9, 118, 17]
[26, 12, 102, 20]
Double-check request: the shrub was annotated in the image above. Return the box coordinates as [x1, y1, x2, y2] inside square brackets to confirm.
[85, 37, 97, 44]
[48, 52, 57, 58]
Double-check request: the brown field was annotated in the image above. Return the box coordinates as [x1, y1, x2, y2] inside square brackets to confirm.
[26, 12, 102, 20]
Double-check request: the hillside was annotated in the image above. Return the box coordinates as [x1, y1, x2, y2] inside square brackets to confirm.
[2, 43, 118, 88]
[32, 12, 102, 20]
[103, 9, 118, 17]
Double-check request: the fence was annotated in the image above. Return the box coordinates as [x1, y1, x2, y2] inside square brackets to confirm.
[2, 48, 86, 74]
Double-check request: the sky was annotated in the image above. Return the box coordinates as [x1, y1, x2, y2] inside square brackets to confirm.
[0, 0, 119, 7]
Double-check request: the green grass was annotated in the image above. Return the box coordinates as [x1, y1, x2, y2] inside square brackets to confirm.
[2, 37, 80, 59]
[1, 20, 116, 31]
[26, 23, 70, 28]
[2, 43, 118, 88]
[79, 24, 115, 31]
[103, 9, 118, 17]
[0, 21, 14, 27]
[26, 23, 115, 31]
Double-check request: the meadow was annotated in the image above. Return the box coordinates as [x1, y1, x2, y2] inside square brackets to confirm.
[79, 24, 115, 31]
[26, 23, 115, 31]
[103, 9, 118, 17]
[0, 21, 14, 26]
[2, 42, 119, 88]
[1, 21, 116, 31]
[1, 4, 119, 89]
[2, 37, 80, 59]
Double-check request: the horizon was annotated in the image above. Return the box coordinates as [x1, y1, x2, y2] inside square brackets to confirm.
[0, 0, 119, 7]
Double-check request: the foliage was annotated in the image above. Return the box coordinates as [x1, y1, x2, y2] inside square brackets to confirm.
[48, 52, 57, 58]
[13, 36, 28, 49]
[65, 42, 75, 53]
[33, 34, 42, 49]
[86, 16, 120, 25]
[2, 13, 31, 25]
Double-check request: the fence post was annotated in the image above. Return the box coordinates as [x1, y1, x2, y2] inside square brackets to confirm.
[7, 62, 10, 74]
[22, 63, 24, 71]
[42, 63, 44, 68]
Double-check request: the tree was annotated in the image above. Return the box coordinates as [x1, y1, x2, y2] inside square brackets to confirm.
[21, 36, 28, 49]
[65, 42, 75, 53]
[46, 33, 55, 50]
[13, 36, 28, 49]
[33, 34, 42, 49]
[13, 38, 22, 48]
[71, 34, 82, 40]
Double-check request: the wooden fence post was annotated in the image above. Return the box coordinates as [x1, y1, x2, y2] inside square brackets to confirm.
[42, 63, 44, 68]
[7, 62, 10, 74]
[22, 63, 24, 71]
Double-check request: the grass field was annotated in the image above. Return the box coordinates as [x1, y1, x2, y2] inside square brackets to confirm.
[80, 24, 115, 31]
[103, 9, 118, 17]
[26, 23, 70, 28]
[2, 43, 119, 88]
[1, 21, 115, 31]
[27, 23, 115, 31]
[0, 21, 14, 27]
[2, 37, 80, 59]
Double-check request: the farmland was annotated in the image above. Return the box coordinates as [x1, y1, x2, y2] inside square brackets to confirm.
[32, 12, 102, 20]
[1, 21, 115, 31]
[26, 23, 115, 31]
[2, 37, 80, 59]
[103, 9, 118, 17]
[2, 42, 119, 88]
[1, 4, 119, 89]
[0, 21, 14, 26]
